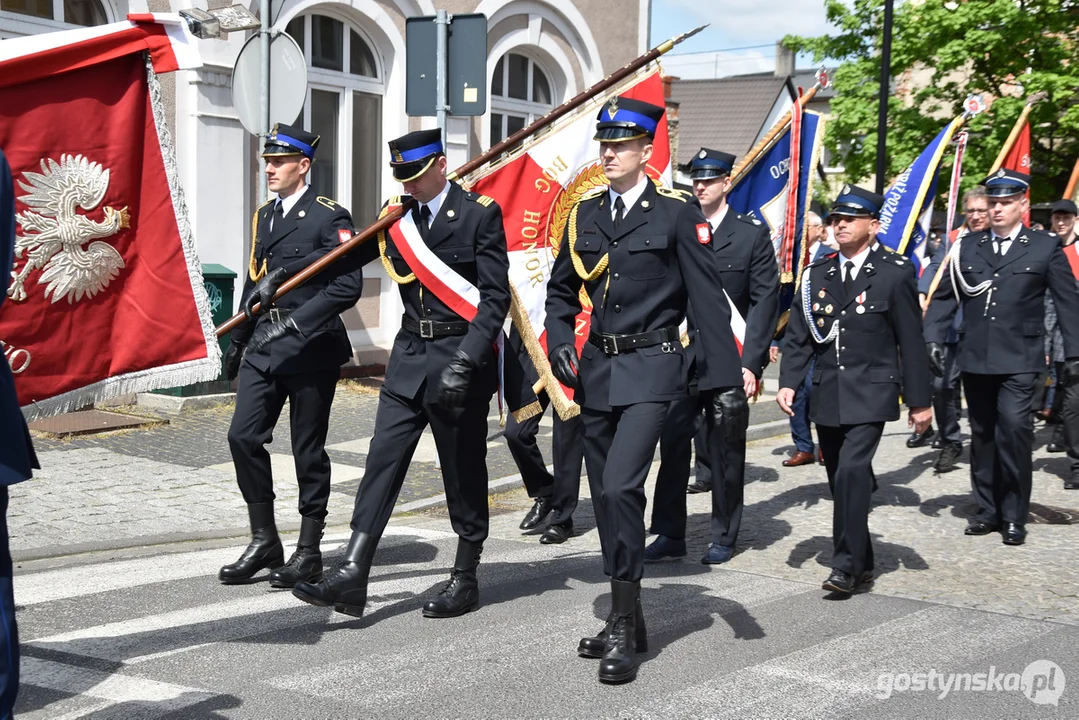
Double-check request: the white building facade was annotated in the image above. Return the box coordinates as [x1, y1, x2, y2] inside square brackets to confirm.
[1, 0, 651, 367]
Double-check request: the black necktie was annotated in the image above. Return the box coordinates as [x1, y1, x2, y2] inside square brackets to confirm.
[843, 260, 855, 296]
[613, 196, 625, 229]
[272, 200, 283, 231]
[414, 204, 431, 241]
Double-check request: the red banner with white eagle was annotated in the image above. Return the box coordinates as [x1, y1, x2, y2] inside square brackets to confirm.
[463, 69, 672, 418]
[0, 16, 220, 419]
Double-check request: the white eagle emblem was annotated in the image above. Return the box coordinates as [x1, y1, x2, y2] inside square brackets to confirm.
[8, 154, 129, 304]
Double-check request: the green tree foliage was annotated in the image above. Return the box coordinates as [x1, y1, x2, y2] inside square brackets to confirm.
[786, 0, 1079, 201]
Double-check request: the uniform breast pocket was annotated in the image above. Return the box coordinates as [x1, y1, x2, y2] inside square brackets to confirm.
[626, 234, 669, 280]
[281, 241, 314, 259]
[850, 300, 889, 333]
[1013, 262, 1047, 277]
[433, 245, 475, 267]
[719, 259, 747, 292]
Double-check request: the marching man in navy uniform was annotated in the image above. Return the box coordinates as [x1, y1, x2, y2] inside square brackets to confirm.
[504, 326, 584, 544]
[924, 170, 1079, 545]
[778, 185, 932, 594]
[647, 147, 779, 565]
[285, 129, 511, 619]
[220, 124, 358, 588]
[545, 97, 744, 683]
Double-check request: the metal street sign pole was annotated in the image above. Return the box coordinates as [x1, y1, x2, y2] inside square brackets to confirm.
[259, 0, 270, 203]
[435, 10, 450, 135]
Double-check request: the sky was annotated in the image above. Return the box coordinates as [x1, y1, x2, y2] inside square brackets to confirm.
[650, 0, 835, 79]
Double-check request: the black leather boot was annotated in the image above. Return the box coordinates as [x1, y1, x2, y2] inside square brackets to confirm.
[422, 539, 481, 618]
[219, 503, 284, 584]
[269, 516, 325, 589]
[292, 532, 377, 617]
[578, 594, 647, 658]
[598, 580, 644, 684]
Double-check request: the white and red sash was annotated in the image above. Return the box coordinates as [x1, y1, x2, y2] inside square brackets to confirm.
[679, 290, 746, 356]
[386, 202, 507, 411]
[389, 207, 481, 320]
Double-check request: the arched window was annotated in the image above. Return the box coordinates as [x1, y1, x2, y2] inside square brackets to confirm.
[283, 13, 383, 227]
[489, 52, 553, 146]
[1, 0, 107, 25]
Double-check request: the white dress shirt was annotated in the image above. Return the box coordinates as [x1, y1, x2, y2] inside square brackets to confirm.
[419, 180, 452, 226]
[270, 183, 309, 230]
[839, 242, 878, 282]
[707, 204, 730, 232]
[992, 222, 1022, 256]
[608, 175, 650, 221]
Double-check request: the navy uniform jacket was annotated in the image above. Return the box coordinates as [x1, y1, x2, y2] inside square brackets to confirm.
[924, 227, 1079, 374]
[779, 245, 932, 426]
[1, 147, 38, 485]
[291, 181, 511, 405]
[231, 189, 357, 375]
[686, 209, 779, 382]
[545, 181, 743, 411]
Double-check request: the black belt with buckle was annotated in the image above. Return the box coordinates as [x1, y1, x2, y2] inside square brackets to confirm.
[401, 315, 470, 339]
[265, 308, 292, 323]
[588, 326, 680, 356]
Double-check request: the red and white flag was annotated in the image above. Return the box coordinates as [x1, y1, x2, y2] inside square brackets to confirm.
[464, 70, 673, 415]
[1001, 121, 1032, 226]
[0, 16, 222, 418]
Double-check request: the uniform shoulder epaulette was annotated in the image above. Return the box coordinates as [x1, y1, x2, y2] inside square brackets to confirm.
[252, 198, 274, 220]
[735, 212, 763, 227]
[878, 249, 908, 266]
[656, 186, 691, 202]
[579, 187, 606, 202]
[316, 196, 340, 210]
[810, 251, 838, 266]
[471, 194, 496, 207]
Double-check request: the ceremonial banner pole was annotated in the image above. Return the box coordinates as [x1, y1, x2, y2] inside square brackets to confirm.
[216, 25, 707, 336]
[987, 92, 1046, 175]
[1064, 157, 1079, 202]
[729, 80, 824, 186]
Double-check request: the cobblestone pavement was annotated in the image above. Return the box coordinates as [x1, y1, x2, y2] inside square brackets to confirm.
[15, 374, 1079, 628]
[455, 419, 1079, 627]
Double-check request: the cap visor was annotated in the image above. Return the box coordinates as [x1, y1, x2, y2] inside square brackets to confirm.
[392, 156, 437, 183]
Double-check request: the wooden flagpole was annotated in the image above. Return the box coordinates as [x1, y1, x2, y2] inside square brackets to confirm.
[215, 25, 707, 337]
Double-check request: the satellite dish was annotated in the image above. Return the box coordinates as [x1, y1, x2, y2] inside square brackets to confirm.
[232, 32, 307, 137]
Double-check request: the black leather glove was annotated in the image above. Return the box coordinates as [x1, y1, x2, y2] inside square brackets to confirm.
[242, 267, 288, 320]
[926, 342, 946, 378]
[1063, 358, 1079, 387]
[549, 344, 579, 389]
[247, 316, 299, 354]
[224, 340, 245, 381]
[436, 349, 477, 409]
[712, 386, 749, 444]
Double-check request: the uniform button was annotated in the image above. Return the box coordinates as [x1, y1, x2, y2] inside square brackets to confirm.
[614, 305, 621, 312]
[840, 365, 845, 371]
[453, 254, 459, 260]
[991, 302, 996, 306]
[994, 272, 1000, 277]
[841, 310, 846, 316]
[613, 273, 620, 280]
[645, 239, 650, 246]
[990, 316, 996, 321]
[268, 252, 273, 258]
[840, 346, 846, 351]
[611, 241, 619, 249]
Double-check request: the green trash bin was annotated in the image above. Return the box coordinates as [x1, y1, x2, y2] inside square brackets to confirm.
[154, 263, 237, 396]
